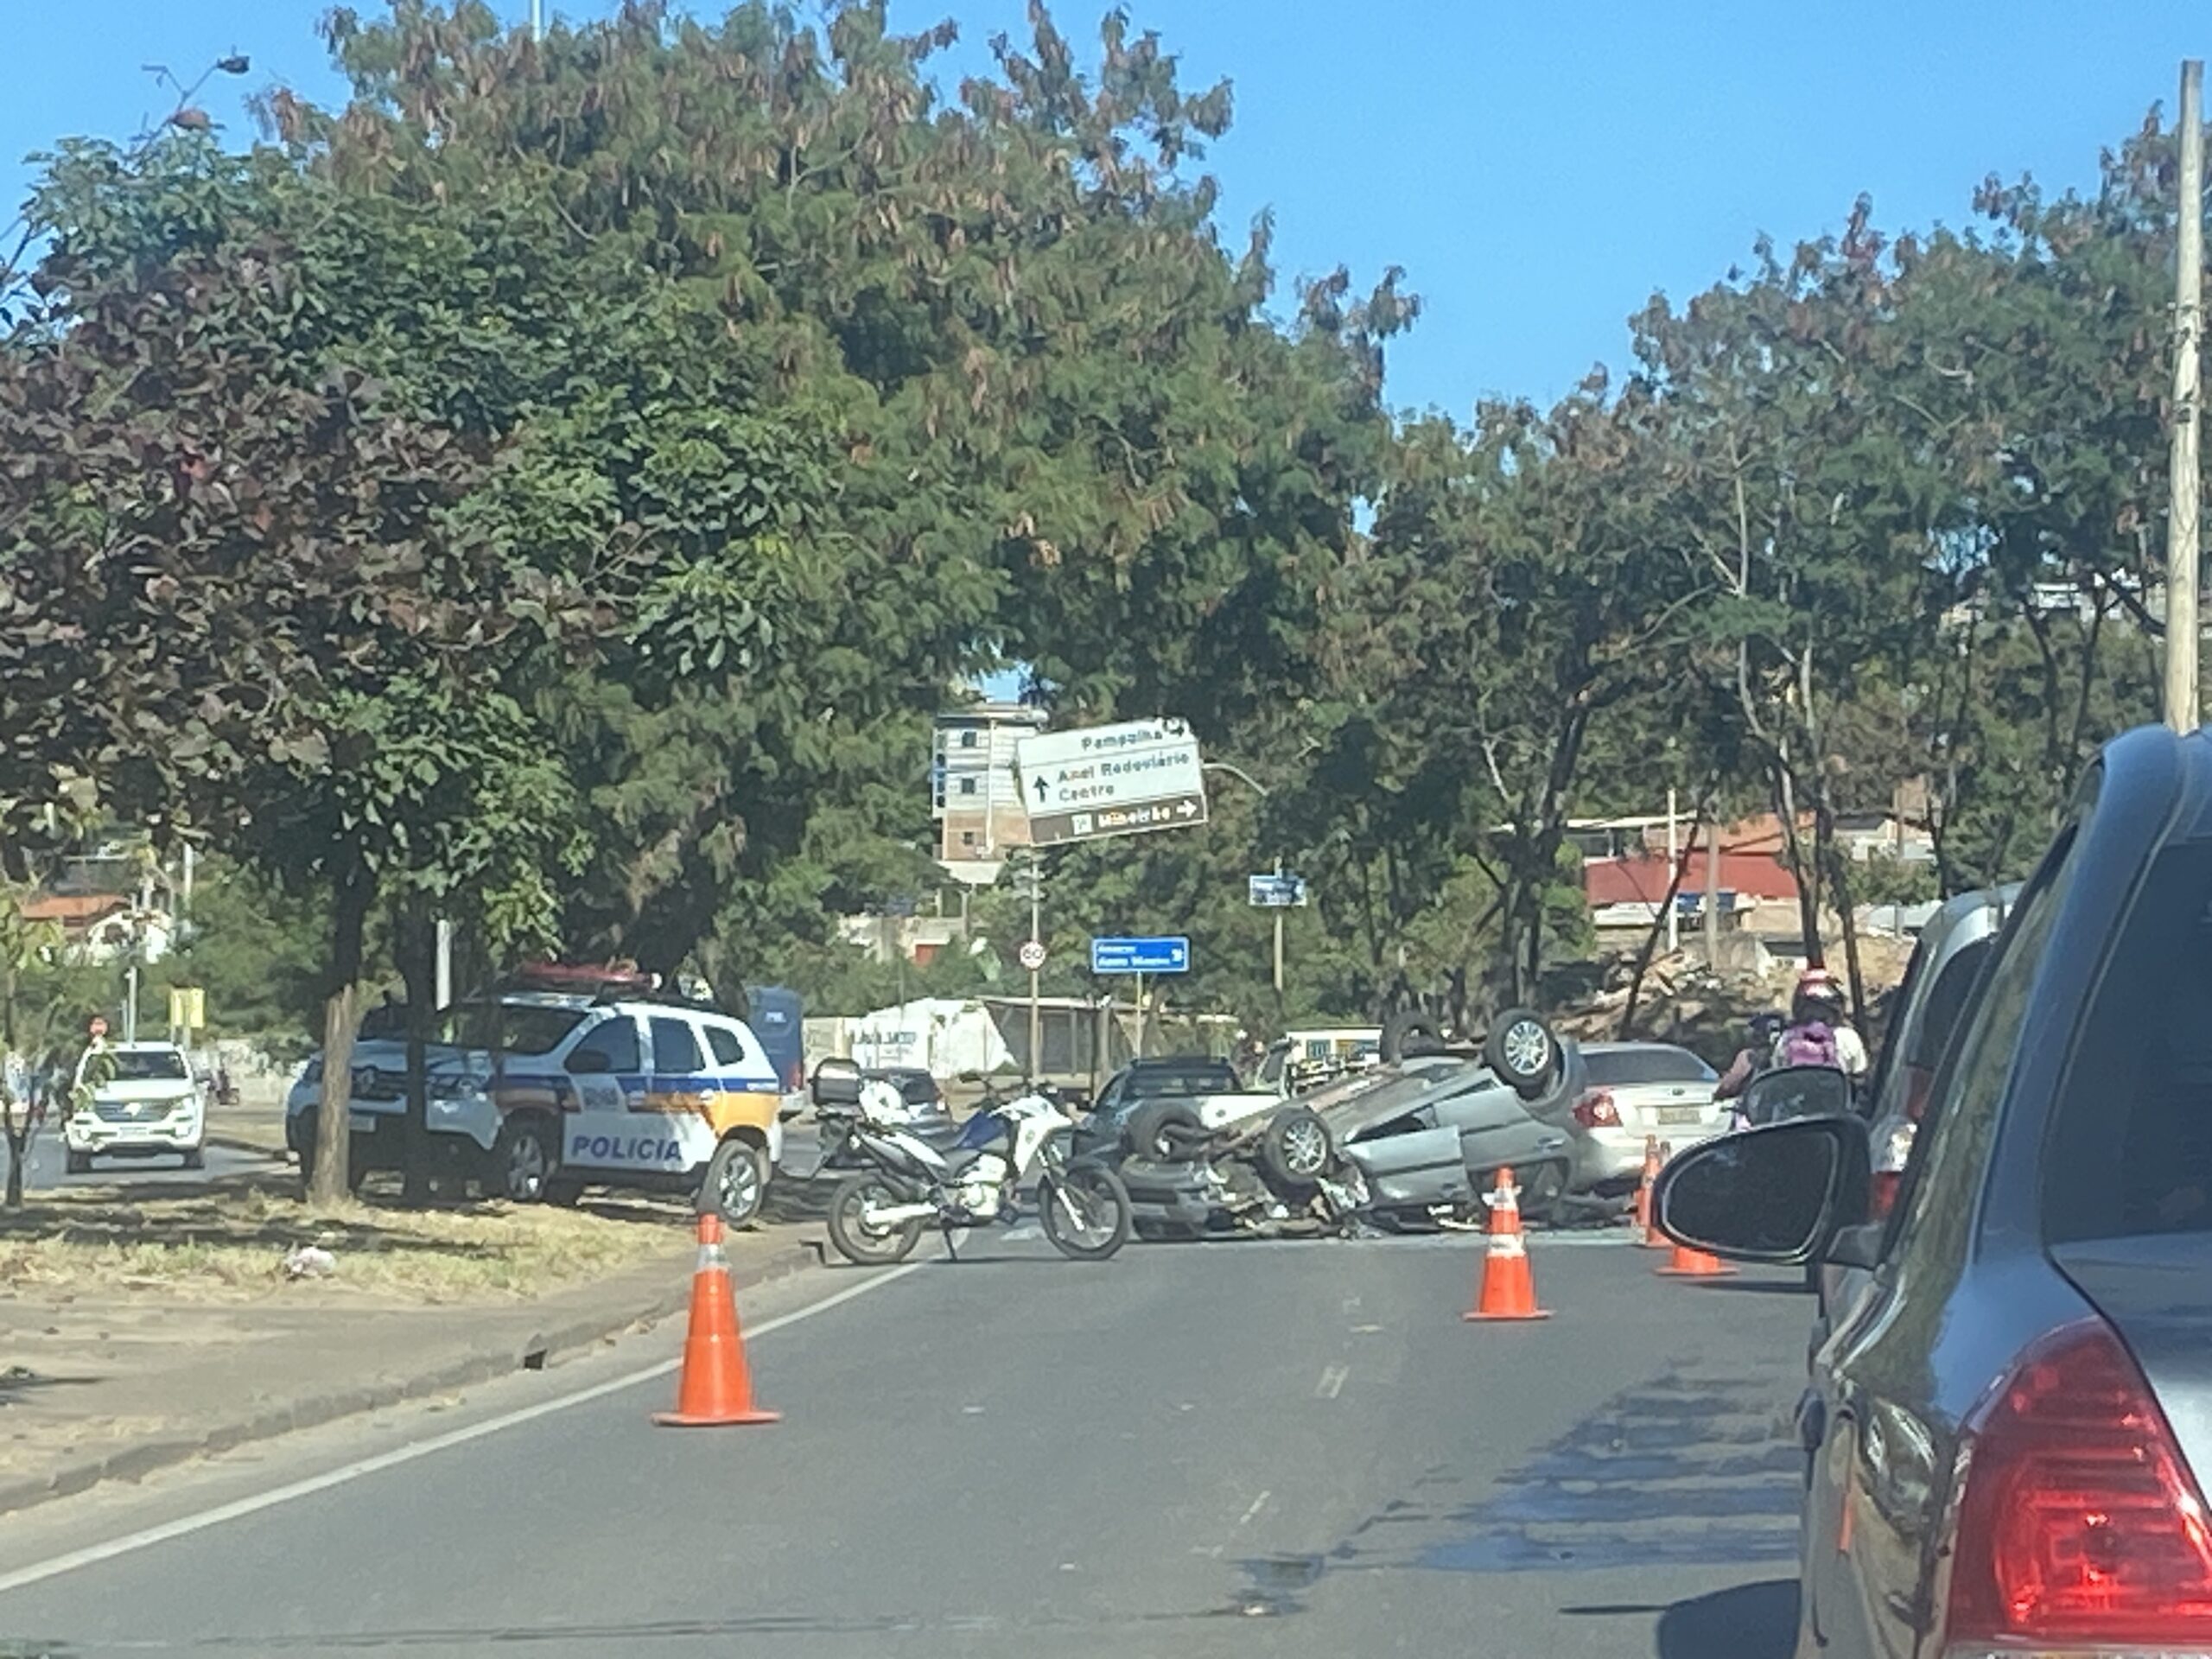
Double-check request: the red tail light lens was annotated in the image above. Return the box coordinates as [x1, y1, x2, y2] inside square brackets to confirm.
[1947, 1319, 2212, 1649]
[1572, 1090, 1619, 1128]
[1867, 1168, 1903, 1219]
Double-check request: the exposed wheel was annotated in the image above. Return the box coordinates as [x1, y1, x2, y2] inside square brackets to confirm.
[1381, 1010, 1448, 1063]
[1259, 1107, 1333, 1186]
[1123, 1100, 1205, 1160]
[704, 1137, 769, 1230]
[826, 1173, 925, 1265]
[1039, 1164, 1132, 1261]
[65, 1150, 92, 1176]
[1484, 1007, 1560, 1100]
[181, 1148, 206, 1171]
[487, 1116, 556, 1203]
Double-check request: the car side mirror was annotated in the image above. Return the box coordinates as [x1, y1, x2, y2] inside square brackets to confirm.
[1654, 1116, 1870, 1265]
[1738, 1063, 1854, 1128]
[568, 1047, 613, 1076]
[812, 1058, 863, 1108]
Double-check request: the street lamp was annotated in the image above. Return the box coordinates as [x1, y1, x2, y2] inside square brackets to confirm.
[1202, 763, 1293, 998]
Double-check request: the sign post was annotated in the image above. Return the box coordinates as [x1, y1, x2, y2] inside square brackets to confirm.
[1089, 937, 1191, 1062]
[1246, 870, 1308, 996]
[1015, 719, 1209, 849]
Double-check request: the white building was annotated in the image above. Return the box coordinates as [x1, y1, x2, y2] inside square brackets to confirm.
[931, 701, 1048, 886]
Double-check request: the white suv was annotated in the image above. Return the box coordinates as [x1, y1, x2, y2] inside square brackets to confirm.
[284, 987, 785, 1225]
[64, 1041, 207, 1173]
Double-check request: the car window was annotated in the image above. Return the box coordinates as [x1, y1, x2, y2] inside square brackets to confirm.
[1124, 1065, 1237, 1099]
[570, 1015, 639, 1074]
[98, 1048, 190, 1083]
[2043, 837, 2212, 1243]
[447, 1001, 587, 1058]
[1884, 828, 2081, 1270]
[1582, 1048, 1715, 1086]
[1904, 939, 1993, 1071]
[703, 1024, 746, 1069]
[651, 1017, 705, 1074]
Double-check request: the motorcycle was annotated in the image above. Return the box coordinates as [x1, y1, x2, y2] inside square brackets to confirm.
[810, 1061, 1133, 1265]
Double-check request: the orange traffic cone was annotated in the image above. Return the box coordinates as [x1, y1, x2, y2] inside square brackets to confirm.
[652, 1211, 779, 1427]
[1656, 1231, 1738, 1280]
[1465, 1168, 1551, 1322]
[1635, 1135, 1666, 1247]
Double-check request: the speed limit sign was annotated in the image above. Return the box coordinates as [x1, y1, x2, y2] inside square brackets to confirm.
[1017, 939, 1048, 972]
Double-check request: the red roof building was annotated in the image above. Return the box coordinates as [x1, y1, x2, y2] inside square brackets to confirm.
[1584, 849, 1801, 909]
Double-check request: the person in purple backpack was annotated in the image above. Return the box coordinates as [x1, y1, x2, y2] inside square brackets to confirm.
[1773, 968, 1868, 1086]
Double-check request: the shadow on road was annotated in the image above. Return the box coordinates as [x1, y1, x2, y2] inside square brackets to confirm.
[1689, 1278, 1814, 1298]
[1653, 1578, 1798, 1659]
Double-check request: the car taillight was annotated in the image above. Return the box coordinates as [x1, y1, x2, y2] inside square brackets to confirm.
[1571, 1090, 1619, 1128]
[1867, 1169, 1903, 1219]
[1945, 1319, 2212, 1655]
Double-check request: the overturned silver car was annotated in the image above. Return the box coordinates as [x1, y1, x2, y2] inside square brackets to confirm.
[1109, 1009, 1582, 1240]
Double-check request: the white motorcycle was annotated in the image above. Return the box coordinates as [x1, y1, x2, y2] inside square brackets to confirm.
[810, 1062, 1133, 1265]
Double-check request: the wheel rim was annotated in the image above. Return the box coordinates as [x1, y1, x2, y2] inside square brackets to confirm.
[505, 1134, 547, 1199]
[1281, 1120, 1327, 1176]
[1502, 1020, 1551, 1077]
[716, 1148, 761, 1219]
[1050, 1173, 1112, 1247]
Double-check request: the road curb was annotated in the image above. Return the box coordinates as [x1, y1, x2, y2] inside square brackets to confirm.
[0, 1237, 818, 1518]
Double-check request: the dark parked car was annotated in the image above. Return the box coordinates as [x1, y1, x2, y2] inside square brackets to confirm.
[1654, 723, 2212, 1659]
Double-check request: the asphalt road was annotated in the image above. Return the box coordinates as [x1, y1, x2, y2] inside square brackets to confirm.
[0, 1229, 1812, 1659]
[18, 1133, 277, 1193]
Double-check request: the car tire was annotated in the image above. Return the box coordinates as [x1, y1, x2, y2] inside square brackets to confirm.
[487, 1116, 556, 1204]
[1124, 1101, 1205, 1160]
[704, 1137, 769, 1230]
[1484, 1007, 1560, 1100]
[542, 1178, 584, 1208]
[65, 1150, 92, 1176]
[181, 1148, 205, 1171]
[1259, 1107, 1334, 1187]
[1381, 1010, 1448, 1063]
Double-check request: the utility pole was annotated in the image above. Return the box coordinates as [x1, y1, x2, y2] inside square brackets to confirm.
[2170, 57, 2205, 735]
[1664, 788, 1680, 955]
[1271, 859, 1286, 997]
[530, 0, 544, 41]
[1701, 802, 1721, 967]
[1023, 850, 1042, 1084]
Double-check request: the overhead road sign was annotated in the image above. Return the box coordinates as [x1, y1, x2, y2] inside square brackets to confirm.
[1015, 719, 1209, 848]
[1247, 874, 1308, 908]
[1090, 936, 1191, 976]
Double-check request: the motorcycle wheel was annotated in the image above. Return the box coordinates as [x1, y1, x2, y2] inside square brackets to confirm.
[826, 1173, 925, 1266]
[1038, 1164, 1133, 1262]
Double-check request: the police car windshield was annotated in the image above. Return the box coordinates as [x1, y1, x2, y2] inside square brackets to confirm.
[443, 1002, 588, 1057]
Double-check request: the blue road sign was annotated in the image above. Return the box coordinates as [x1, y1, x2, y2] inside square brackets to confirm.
[1090, 936, 1191, 975]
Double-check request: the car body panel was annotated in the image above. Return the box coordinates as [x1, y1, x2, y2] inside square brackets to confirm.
[1797, 724, 2212, 1659]
[1552, 1042, 1724, 1192]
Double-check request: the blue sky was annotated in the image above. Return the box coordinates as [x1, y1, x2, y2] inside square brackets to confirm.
[5, 1, 2206, 416]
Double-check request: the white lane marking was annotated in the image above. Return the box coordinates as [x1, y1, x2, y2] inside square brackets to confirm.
[0, 1260, 927, 1598]
[1237, 1491, 1271, 1527]
[1315, 1363, 1349, 1401]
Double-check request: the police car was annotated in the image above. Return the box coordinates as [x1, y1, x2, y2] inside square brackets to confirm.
[284, 969, 784, 1225]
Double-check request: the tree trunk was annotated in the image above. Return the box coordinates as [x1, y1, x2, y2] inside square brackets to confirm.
[308, 856, 372, 1208]
[1618, 815, 1702, 1039]
[397, 901, 435, 1207]
[1770, 757, 1824, 965]
[1820, 827, 1870, 1033]
[3, 1113, 24, 1210]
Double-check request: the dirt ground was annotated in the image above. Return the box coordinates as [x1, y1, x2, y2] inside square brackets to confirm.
[0, 1166, 697, 1307]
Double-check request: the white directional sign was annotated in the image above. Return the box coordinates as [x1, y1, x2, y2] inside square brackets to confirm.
[1014, 718, 1210, 848]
